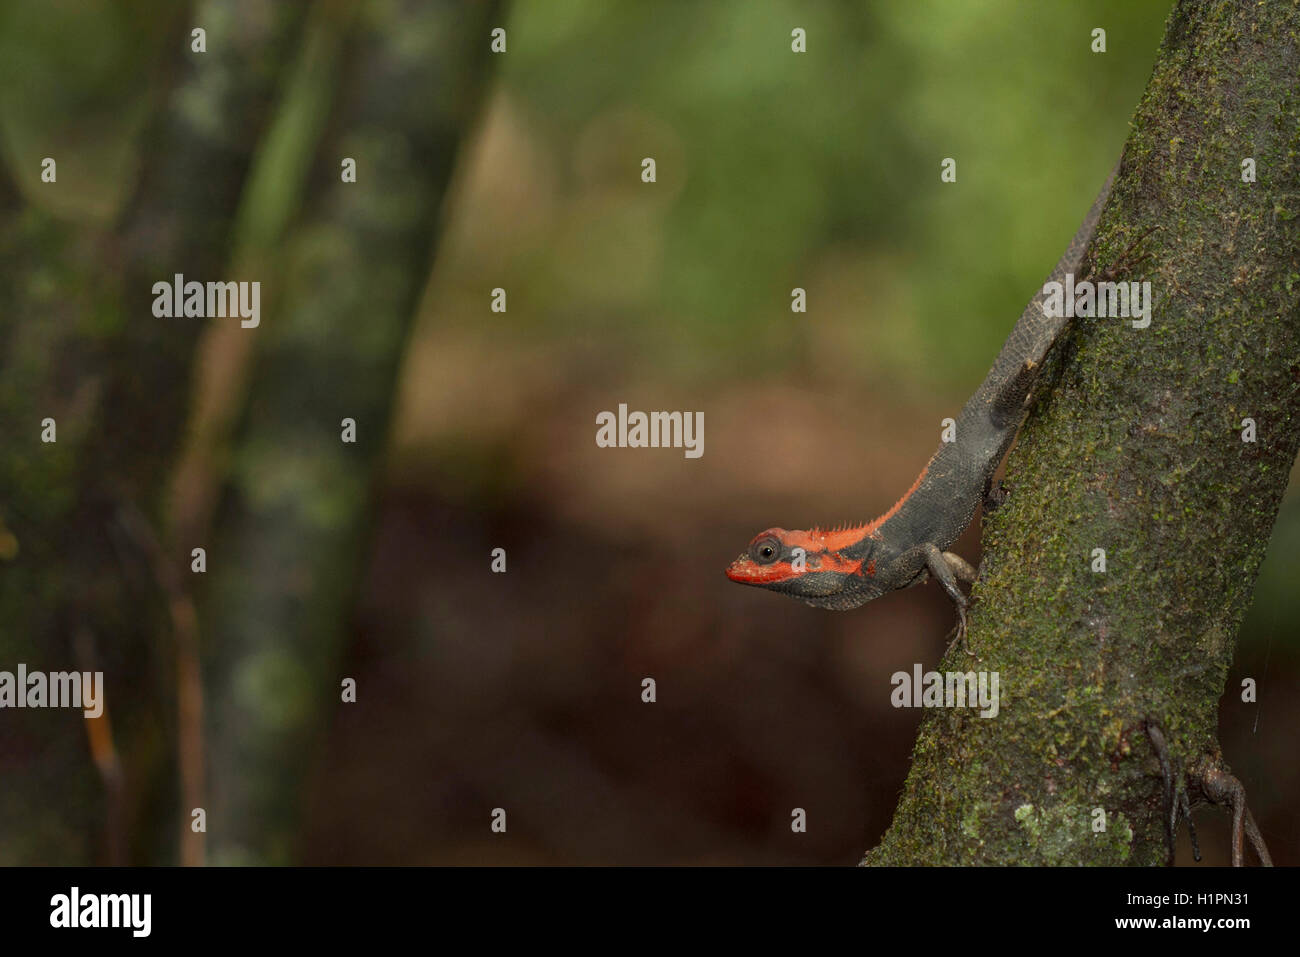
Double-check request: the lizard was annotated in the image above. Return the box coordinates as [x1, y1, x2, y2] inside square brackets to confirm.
[726, 159, 1133, 652]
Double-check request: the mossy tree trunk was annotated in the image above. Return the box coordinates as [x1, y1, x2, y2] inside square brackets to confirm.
[867, 0, 1299, 865]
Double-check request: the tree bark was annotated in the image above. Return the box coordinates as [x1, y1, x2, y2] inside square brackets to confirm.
[866, 0, 1299, 865]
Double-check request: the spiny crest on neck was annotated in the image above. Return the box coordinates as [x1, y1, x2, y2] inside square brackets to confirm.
[788, 521, 875, 552]
[798, 460, 932, 548]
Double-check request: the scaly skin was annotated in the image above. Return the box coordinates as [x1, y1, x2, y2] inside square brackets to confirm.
[726, 161, 1121, 639]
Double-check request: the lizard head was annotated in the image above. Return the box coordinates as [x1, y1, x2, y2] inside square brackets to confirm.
[725, 525, 877, 606]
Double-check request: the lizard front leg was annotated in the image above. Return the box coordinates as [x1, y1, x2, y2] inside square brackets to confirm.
[911, 543, 976, 658]
[982, 477, 1010, 513]
[1082, 223, 1160, 285]
[941, 550, 977, 584]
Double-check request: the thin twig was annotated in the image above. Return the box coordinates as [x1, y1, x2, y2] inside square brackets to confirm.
[115, 501, 206, 866]
[75, 629, 126, 864]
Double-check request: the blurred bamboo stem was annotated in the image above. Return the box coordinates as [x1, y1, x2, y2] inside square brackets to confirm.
[166, 0, 355, 552]
[157, 0, 354, 865]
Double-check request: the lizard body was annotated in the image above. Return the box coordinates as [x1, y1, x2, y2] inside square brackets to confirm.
[726, 162, 1120, 639]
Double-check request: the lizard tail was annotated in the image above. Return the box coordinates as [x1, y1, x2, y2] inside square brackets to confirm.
[972, 156, 1121, 426]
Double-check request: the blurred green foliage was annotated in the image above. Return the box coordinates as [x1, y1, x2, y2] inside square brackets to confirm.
[0, 0, 172, 219]
[480, 0, 1168, 387]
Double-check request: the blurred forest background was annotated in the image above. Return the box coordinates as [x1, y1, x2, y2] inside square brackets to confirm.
[0, 0, 1295, 865]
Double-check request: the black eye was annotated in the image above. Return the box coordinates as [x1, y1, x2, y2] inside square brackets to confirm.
[750, 537, 781, 565]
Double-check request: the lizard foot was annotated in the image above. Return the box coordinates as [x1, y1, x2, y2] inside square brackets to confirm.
[983, 479, 1010, 513]
[943, 598, 978, 660]
[1091, 224, 1161, 284]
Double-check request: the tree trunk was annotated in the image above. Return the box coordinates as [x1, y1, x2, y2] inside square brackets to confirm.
[866, 0, 1299, 865]
[0, 0, 501, 865]
[189, 0, 501, 865]
[0, 0, 310, 865]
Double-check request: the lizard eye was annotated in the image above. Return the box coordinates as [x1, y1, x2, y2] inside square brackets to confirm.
[750, 537, 781, 565]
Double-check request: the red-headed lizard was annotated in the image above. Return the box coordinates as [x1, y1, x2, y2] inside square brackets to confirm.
[726, 161, 1125, 650]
